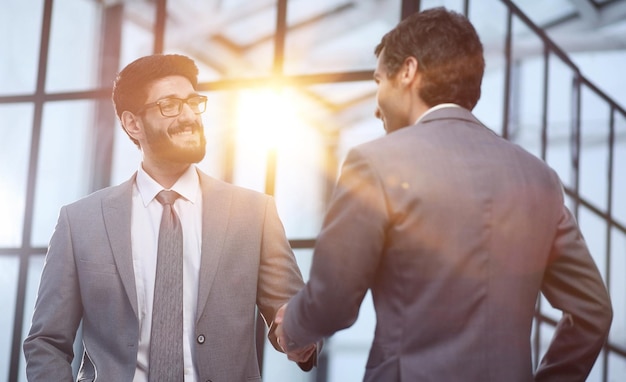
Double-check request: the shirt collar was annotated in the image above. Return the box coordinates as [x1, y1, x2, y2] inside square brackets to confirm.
[413, 103, 463, 125]
[136, 164, 200, 207]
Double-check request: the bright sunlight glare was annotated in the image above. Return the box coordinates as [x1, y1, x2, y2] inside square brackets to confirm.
[232, 86, 322, 193]
[235, 87, 304, 153]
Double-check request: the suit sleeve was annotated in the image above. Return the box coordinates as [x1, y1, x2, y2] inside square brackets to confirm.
[283, 147, 388, 349]
[535, 205, 613, 381]
[255, 196, 319, 369]
[23, 206, 83, 381]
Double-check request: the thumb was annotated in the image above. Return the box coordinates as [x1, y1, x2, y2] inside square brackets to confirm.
[275, 303, 287, 324]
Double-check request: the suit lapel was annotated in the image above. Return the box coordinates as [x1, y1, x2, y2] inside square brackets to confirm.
[195, 171, 231, 320]
[102, 174, 139, 318]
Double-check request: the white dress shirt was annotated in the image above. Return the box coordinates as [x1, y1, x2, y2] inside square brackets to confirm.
[414, 103, 463, 126]
[131, 164, 203, 382]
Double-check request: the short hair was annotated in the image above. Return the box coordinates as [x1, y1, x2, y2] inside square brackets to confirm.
[374, 7, 485, 110]
[112, 54, 199, 146]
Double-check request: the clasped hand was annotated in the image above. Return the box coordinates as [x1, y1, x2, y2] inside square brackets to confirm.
[274, 303, 316, 363]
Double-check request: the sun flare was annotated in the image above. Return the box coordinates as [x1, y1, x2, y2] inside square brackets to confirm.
[235, 87, 304, 153]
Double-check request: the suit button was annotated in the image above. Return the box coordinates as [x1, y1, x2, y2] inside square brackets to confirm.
[197, 334, 206, 344]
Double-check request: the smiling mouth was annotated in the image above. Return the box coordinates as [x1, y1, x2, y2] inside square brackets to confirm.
[171, 125, 196, 136]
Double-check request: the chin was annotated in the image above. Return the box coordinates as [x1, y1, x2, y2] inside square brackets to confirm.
[165, 143, 206, 164]
[181, 148, 206, 164]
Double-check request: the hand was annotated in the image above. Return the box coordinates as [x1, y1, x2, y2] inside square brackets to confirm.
[275, 303, 317, 363]
[285, 342, 316, 363]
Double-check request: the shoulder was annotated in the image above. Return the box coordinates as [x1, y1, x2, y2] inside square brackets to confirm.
[196, 170, 271, 203]
[64, 175, 135, 212]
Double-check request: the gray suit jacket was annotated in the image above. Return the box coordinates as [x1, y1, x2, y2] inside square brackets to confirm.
[24, 169, 305, 381]
[283, 107, 612, 381]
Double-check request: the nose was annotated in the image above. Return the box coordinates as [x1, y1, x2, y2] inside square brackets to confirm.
[178, 102, 197, 121]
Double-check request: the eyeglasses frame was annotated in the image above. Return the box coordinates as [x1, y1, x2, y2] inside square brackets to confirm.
[136, 95, 208, 117]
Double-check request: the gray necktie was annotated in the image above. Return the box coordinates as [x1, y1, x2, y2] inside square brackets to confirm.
[149, 190, 184, 381]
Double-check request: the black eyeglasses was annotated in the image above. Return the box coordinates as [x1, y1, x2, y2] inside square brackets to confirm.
[137, 95, 208, 117]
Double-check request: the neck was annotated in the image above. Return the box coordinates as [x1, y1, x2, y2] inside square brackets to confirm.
[141, 160, 190, 189]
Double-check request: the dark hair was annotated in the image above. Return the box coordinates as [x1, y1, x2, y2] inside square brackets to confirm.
[112, 54, 199, 146]
[374, 7, 485, 110]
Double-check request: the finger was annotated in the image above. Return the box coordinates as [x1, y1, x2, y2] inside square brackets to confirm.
[286, 344, 316, 362]
[275, 303, 287, 324]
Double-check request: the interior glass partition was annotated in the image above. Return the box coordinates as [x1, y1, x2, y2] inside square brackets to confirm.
[1, 0, 625, 381]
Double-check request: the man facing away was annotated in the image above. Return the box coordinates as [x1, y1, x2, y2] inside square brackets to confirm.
[275, 7, 612, 382]
[23, 54, 315, 381]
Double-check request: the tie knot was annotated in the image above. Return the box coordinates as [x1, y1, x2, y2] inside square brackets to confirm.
[156, 190, 180, 206]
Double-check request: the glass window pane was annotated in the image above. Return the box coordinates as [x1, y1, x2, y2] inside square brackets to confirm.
[0, 1, 44, 95]
[608, 351, 626, 382]
[230, 87, 329, 236]
[0, 255, 19, 378]
[474, 67, 506, 136]
[46, 0, 101, 92]
[31, 101, 94, 246]
[226, 81, 380, 239]
[0, 103, 33, 247]
[545, 56, 576, 188]
[326, 292, 375, 382]
[421, 0, 466, 13]
[609, 227, 625, 347]
[535, 322, 556, 366]
[110, 119, 141, 186]
[470, 0, 508, 136]
[162, 1, 277, 80]
[586, 351, 606, 381]
[579, 87, 610, 211]
[18, 254, 45, 382]
[613, 112, 626, 227]
[511, 24, 545, 159]
[314, 81, 383, 160]
[513, 0, 576, 26]
[538, 293, 562, 323]
[263, 318, 314, 382]
[119, 2, 156, 68]
[285, 0, 400, 75]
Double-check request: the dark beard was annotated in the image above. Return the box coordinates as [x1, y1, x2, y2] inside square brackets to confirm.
[145, 121, 207, 164]
[161, 132, 206, 164]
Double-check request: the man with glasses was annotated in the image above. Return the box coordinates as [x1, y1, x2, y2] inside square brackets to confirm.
[23, 54, 316, 381]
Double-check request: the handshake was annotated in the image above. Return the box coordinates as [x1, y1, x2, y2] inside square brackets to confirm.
[273, 303, 318, 367]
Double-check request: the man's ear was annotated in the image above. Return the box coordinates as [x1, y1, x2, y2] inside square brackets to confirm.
[400, 56, 419, 86]
[121, 110, 143, 141]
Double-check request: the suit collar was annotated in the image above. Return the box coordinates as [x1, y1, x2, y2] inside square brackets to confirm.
[418, 105, 480, 126]
[414, 103, 463, 125]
